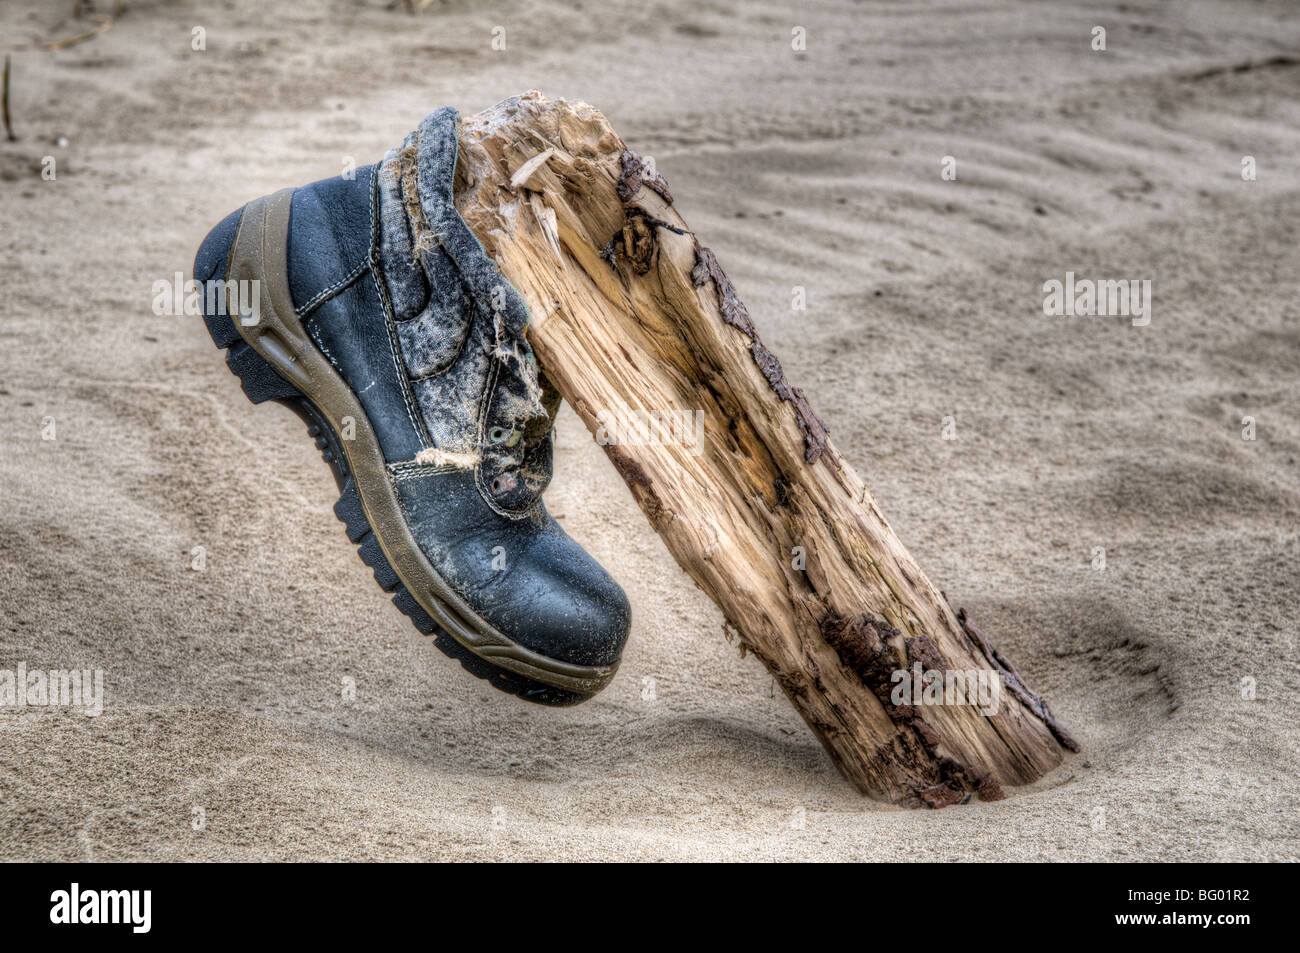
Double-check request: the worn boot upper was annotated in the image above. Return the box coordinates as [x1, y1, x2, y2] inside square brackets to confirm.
[272, 107, 629, 668]
[375, 107, 559, 516]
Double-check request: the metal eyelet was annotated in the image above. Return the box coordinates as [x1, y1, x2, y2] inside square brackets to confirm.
[488, 425, 522, 448]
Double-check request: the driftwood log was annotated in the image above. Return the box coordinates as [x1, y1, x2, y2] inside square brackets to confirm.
[455, 91, 1078, 807]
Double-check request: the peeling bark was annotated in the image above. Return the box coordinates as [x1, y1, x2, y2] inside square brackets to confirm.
[690, 246, 830, 463]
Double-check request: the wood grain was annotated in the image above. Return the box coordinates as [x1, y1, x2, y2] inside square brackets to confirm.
[456, 91, 1078, 806]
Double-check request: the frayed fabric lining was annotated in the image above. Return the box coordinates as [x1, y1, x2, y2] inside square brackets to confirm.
[400, 140, 440, 257]
[414, 446, 480, 469]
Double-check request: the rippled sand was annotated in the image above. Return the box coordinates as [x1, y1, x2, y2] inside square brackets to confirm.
[1, 0, 1297, 860]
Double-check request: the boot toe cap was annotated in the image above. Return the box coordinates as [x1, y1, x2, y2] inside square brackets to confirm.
[496, 540, 631, 669]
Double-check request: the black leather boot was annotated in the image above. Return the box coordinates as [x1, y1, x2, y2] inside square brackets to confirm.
[192, 107, 630, 705]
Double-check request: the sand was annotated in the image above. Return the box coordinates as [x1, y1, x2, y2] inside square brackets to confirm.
[1, 0, 1297, 861]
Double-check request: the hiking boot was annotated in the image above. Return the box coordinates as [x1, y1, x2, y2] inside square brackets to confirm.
[192, 107, 630, 705]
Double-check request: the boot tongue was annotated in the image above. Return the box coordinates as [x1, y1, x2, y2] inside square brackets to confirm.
[376, 107, 555, 515]
[411, 108, 532, 339]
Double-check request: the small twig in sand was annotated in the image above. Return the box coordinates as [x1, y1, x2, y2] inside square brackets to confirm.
[44, 18, 113, 51]
[2, 55, 15, 142]
[44, 1, 123, 51]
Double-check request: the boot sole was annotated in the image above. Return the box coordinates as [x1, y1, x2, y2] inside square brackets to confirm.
[203, 190, 615, 706]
